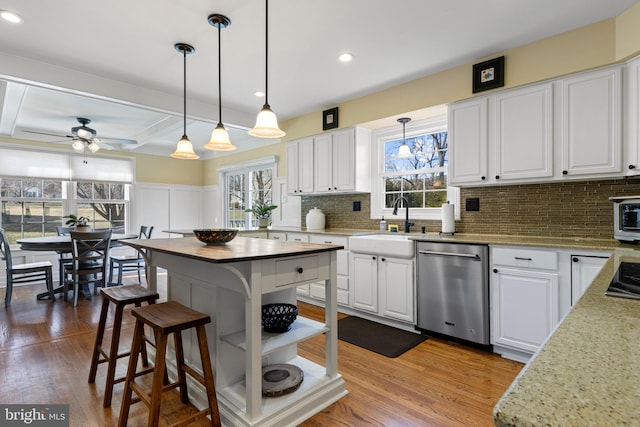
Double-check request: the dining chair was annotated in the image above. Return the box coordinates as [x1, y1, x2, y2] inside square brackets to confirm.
[64, 230, 112, 306]
[55, 226, 74, 287]
[108, 225, 153, 286]
[1, 228, 54, 307]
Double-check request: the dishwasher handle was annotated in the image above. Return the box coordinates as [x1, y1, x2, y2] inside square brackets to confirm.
[418, 249, 480, 259]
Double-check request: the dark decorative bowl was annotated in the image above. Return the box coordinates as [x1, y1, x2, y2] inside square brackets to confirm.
[262, 303, 298, 333]
[193, 228, 238, 245]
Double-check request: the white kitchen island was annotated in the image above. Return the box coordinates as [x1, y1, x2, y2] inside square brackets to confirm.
[122, 236, 346, 427]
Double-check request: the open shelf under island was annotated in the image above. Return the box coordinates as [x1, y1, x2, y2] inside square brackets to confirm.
[122, 236, 347, 427]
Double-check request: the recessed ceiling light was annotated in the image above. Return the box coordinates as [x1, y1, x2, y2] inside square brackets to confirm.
[338, 52, 353, 63]
[0, 10, 23, 24]
[254, 91, 265, 98]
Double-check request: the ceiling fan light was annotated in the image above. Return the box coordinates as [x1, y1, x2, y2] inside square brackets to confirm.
[205, 123, 236, 151]
[72, 140, 85, 152]
[76, 128, 92, 140]
[88, 142, 100, 153]
[171, 135, 200, 159]
[248, 105, 285, 138]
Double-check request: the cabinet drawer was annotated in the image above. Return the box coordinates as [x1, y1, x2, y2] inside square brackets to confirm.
[309, 235, 349, 249]
[287, 233, 310, 243]
[275, 255, 319, 287]
[492, 247, 558, 270]
[269, 232, 287, 240]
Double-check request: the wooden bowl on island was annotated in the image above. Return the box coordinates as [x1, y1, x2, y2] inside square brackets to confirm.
[193, 229, 238, 245]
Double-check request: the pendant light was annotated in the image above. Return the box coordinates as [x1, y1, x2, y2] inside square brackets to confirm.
[396, 117, 412, 159]
[248, 0, 285, 138]
[171, 43, 199, 159]
[204, 14, 236, 151]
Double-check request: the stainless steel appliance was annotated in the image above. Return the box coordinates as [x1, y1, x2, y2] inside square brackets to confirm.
[610, 195, 640, 243]
[605, 262, 640, 300]
[416, 241, 490, 345]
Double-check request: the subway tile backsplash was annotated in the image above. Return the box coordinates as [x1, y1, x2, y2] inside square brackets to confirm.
[300, 178, 640, 239]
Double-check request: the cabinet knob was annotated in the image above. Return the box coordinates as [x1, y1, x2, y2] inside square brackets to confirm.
[297, 267, 304, 274]
[495, 175, 500, 180]
[381, 257, 386, 262]
[334, 187, 337, 190]
[630, 165, 636, 170]
[493, 268, 498, 273]
[562, 170, 568, 175]
[481, 176, 486, 180]
[328, 187, 331, 191]
[372, 256, 376, 260]
[572, 257, 579, 263]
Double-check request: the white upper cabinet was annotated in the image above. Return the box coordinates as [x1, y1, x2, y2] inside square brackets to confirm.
[286, 137, 314, 194]
[449, 63, 623, 187]
[625, 56, 640, 175]
[289, 127, 370, 196]
[493, 83, 554, 182]
[560, 66, 622, 177]
[448, 97, 488, 185]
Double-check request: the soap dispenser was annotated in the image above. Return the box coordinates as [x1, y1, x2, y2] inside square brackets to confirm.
[380, 216, 387, 231]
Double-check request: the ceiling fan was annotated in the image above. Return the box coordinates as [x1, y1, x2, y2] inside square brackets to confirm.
[23, 117, 137, 153]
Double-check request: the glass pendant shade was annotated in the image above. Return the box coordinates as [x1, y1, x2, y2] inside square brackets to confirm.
[248, 105, 285, 138]
[87, 142, 100, 153]
[72, 140, 85, 152]
[397, 143, 412, 158]
[205, 123, 236, 151]
[77, 128, 93, 140]
[171, 135, 199, 159]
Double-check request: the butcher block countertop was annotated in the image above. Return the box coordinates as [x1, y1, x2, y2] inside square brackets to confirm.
[493, 247, 640, 427]
[122, 236, 343, 263]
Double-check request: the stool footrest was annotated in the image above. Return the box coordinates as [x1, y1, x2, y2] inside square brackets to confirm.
[181, 364, 205, 386]
[168, 409, 212, 427]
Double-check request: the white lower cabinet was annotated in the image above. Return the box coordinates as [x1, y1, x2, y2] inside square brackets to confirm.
[283, 233, 311, 297]
[350, 252, 414, 323]
[490, 246, 610, 362]
[491, 267, 559, 354]
[570, 253, 609, 305]
[308, 235, 350, 306]
[490, 246, 560, 362]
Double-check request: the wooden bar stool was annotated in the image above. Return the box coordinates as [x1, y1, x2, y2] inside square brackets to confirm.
[88, 285, 160, 408]
[118, 300, 221, 427]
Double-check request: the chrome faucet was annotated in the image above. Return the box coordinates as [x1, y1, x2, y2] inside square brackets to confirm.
[392, 196, 414, 233]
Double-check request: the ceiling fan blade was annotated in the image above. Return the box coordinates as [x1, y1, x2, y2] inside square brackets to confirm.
[22, 129, 74, 139]
[92, 140, 116, 150]
[97, 136, 137, 145]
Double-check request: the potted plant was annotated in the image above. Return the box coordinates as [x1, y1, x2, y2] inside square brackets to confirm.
[245, 200, 278, 229]
[63, 214, 91, 231]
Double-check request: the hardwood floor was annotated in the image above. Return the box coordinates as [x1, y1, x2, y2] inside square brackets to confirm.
[0, 279, 523, 426]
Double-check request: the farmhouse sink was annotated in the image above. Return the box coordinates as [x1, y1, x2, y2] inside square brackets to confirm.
[349, 234, 415, 258]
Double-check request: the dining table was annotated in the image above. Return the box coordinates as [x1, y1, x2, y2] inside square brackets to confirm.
[16, 233, 138, 300]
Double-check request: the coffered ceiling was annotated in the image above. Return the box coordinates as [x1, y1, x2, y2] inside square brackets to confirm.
[0, 0, 636, 158]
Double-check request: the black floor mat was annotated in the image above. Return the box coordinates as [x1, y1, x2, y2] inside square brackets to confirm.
[338, 316, 427, 358]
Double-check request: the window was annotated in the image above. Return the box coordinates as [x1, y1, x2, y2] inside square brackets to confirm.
[220, 157, 276, 229]
[0, 145, 134, 243]
[371, 115, 459, 220]
[0, 178, 65, 243]
[75, 181, 128, 232]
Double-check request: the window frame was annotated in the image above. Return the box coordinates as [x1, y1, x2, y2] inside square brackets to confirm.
[370, 115, 460, 221]
[217, 156, 278, 229]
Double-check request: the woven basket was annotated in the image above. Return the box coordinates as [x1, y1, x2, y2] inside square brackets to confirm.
[262, 303, 298, 333]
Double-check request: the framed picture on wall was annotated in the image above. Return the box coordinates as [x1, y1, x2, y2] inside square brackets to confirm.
[322, 107, 339, 131]
[472, 56, 505, 93]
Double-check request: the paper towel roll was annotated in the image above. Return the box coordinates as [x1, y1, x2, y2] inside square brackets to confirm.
[441, 203, 455, 234]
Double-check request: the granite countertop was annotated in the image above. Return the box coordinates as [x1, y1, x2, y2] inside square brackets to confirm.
[122, 236, 343, 263]
[493, 246, 640, 426]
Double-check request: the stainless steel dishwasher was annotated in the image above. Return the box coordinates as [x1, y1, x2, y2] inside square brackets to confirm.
[416, 241, 490, 345]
